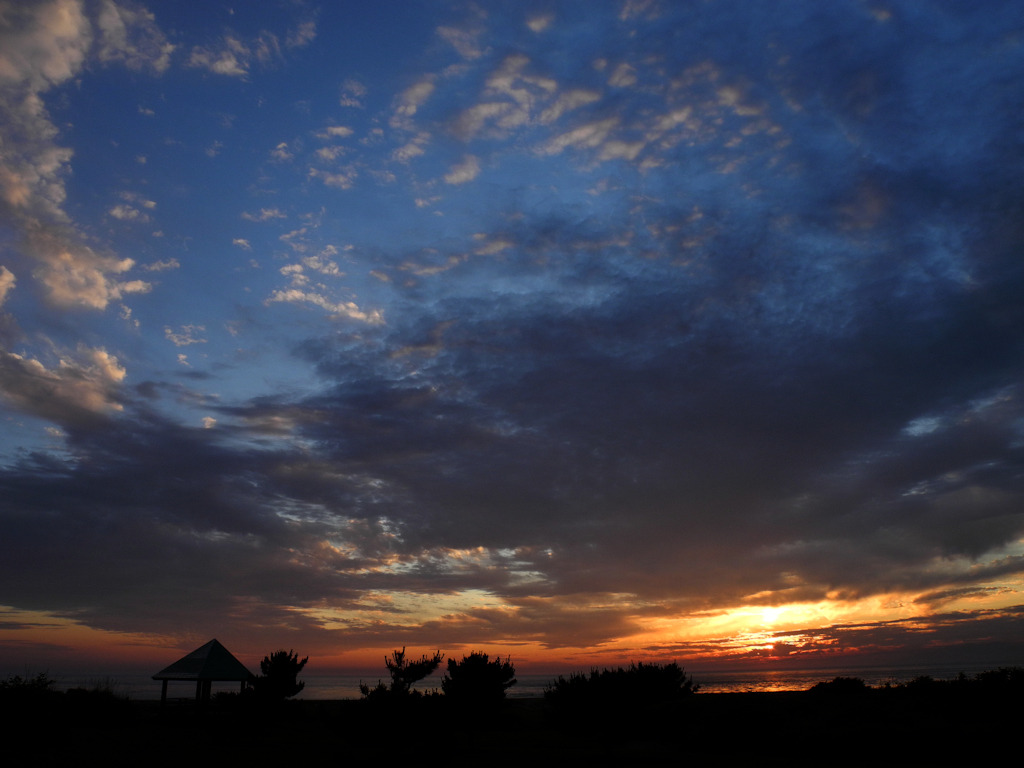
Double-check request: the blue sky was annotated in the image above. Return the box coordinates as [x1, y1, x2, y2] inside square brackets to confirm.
[2, 0, 1023, 673]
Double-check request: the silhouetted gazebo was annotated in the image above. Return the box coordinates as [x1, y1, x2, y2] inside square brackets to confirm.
[152, 639, 254, 704]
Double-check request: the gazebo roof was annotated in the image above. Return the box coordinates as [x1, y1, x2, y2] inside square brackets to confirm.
[152, 638, 254, 682]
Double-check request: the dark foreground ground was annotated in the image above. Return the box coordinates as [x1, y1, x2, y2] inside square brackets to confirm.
[7, 685, 1019, 766]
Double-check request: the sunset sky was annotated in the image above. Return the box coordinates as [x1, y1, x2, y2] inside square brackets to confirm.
[2, 0, 1023, 678]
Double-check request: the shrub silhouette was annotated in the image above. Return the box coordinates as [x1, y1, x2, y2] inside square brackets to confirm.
[809, 676, 868, 695]
[545, 661, 698, 715]
[0, 672, 58, 709]
[360, 647, 443, 700]
[254, 649, 308, 701]
[441, 652, 516, 706]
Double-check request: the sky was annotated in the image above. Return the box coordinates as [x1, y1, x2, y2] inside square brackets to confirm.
[1, 0, 1023, 678]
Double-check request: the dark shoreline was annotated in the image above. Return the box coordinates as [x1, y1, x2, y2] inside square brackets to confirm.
[9, 683, 1020, 767]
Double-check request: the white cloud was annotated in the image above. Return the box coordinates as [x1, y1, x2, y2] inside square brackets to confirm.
[339, 78, 366, 107]
[188, 35, 250, 77]
[232, 239, 251, 250]
[598, 139, 645, 161]
[453, 101, 513, 140]
[317, 125, 354, 139]
[316, 146, 345, 162]
[108, 203, 149, 222]
[540, 117, 619, 156]
[452, 54, 569, 139]
[0, 343, 126, 425]
[279, 227, 309, 253]
[164, 324, 207, 347]
[94, 0, 174, 73]
[265, 288, 384, 324]
[286, 19, 317, 49]
[436, 24, 486, 60]
[0, 265, 15, 306]
[118, 303, 137, 328]
[302, 248, 343, 276]
[309, 167, 358, 189]
[392, 132, 430, 162]
[25, 229, 151, 309]
[444, 155, 480, 185]
[280, 263, 307, 286]
[241, 208, 286, 222]
[608, 62, 638, 88]
[391, 78, 435, 128]
[271, 142, 293, 162]
[0, 0, 91, 93]
[527, 14, 554, 33]
[143, 258, 179, 272]
[539, 89, 601, 124]
[0, 0, 168, 315]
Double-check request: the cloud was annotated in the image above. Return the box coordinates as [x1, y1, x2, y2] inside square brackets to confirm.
[241, 208, 286, 222]
[188, 36, 250, 77]
[94, 0, 174, 73]
[0, 344, 126, 426]
[436, 23, 486, 61]
[607, 61, 637, 88]
[108, 203, 149, 222]
[143, 258, 179, 272]
[0, 0, 161, 315]
[317, 125, 354, 140]
[286, 18, 317, 49]
[164, 324, 207, 347]
[0, 266, 15, 306]
[391, 78, 435, 129]
[540, 117, 619, 155]
[309, 167, 358, 189]
[527, 14, 553, 33]
[187, 26, 296, 78]
[392, 132, 430, 162]
[25, 229, 151, 309]
[538, 89, 601, 124]
[265, 288, 384, 324]
[339, 78, 367, 108]
[444, 155, 480, 185]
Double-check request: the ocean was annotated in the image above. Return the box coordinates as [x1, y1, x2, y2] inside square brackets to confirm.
[49, 661, 1008, 701]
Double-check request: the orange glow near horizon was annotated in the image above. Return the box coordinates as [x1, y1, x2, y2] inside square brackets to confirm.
[4, 576, 1023, 677]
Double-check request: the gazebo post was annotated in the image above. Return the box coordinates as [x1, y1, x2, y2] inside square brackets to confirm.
[161, 679, 168, 707]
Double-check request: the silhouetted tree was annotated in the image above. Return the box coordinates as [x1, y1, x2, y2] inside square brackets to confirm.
[441, 652, 517, 706]
[254, 649, 308, 701]
[360, 647, 443, 699]
[545, 661, 698, 722]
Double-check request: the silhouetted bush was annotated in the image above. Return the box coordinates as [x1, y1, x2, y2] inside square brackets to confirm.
[360, 647, 443, 701]
[441, 652, 516, 706]
[0, 672, 58, 707]
[545, 661, 698, 716]
[809, 676, 869, 695]
[254, 649, 308, 701]
[971, 666, 1024, 692]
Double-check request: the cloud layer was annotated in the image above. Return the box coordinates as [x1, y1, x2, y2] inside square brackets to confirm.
[1, 0, 1023, 671]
